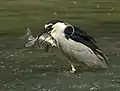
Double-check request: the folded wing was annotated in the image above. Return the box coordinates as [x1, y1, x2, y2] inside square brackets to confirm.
[64, 26, 108, 65]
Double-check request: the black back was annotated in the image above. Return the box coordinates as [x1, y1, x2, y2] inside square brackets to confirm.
[64, 26, 99, 52]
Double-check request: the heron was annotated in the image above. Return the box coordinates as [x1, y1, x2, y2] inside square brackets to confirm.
[26, 20, 108, 73]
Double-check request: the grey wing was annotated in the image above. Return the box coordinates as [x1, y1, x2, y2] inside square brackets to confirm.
[64, 26, 108, 65]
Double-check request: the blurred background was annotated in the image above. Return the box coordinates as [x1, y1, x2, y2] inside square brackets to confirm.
[0, 0, 120, 91]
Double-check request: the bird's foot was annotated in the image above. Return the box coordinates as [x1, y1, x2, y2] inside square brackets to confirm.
[70, 65, 76, 73]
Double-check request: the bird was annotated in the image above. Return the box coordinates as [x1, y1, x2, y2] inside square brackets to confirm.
[37, 20, 108, 73]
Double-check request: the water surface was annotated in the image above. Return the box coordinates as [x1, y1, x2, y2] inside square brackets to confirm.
[0, 0, 120, 91]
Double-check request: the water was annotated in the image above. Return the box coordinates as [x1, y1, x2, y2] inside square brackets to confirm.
[0, 0, 120, 91]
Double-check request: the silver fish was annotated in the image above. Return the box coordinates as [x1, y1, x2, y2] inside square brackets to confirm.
[24, 28, 56, 51]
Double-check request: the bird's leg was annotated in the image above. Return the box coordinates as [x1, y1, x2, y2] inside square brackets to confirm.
[67, 59, 76, 73]
[70, 65, 76, 73]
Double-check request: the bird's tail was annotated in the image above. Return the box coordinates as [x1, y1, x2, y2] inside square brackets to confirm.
[95, 49, 108, 66]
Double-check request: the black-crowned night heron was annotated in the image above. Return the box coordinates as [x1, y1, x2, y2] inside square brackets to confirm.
[26, 20, 108, 73]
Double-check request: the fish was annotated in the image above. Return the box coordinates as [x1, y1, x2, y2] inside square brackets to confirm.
[23, 28, 56, 52]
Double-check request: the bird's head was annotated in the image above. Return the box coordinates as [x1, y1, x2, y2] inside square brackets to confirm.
[37, 20, 74, 48]
[37, 20, 70, 46]
[44, 20, 69, 39]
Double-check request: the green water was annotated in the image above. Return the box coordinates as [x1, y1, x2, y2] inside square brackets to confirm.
[0, 0, 120, 91]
